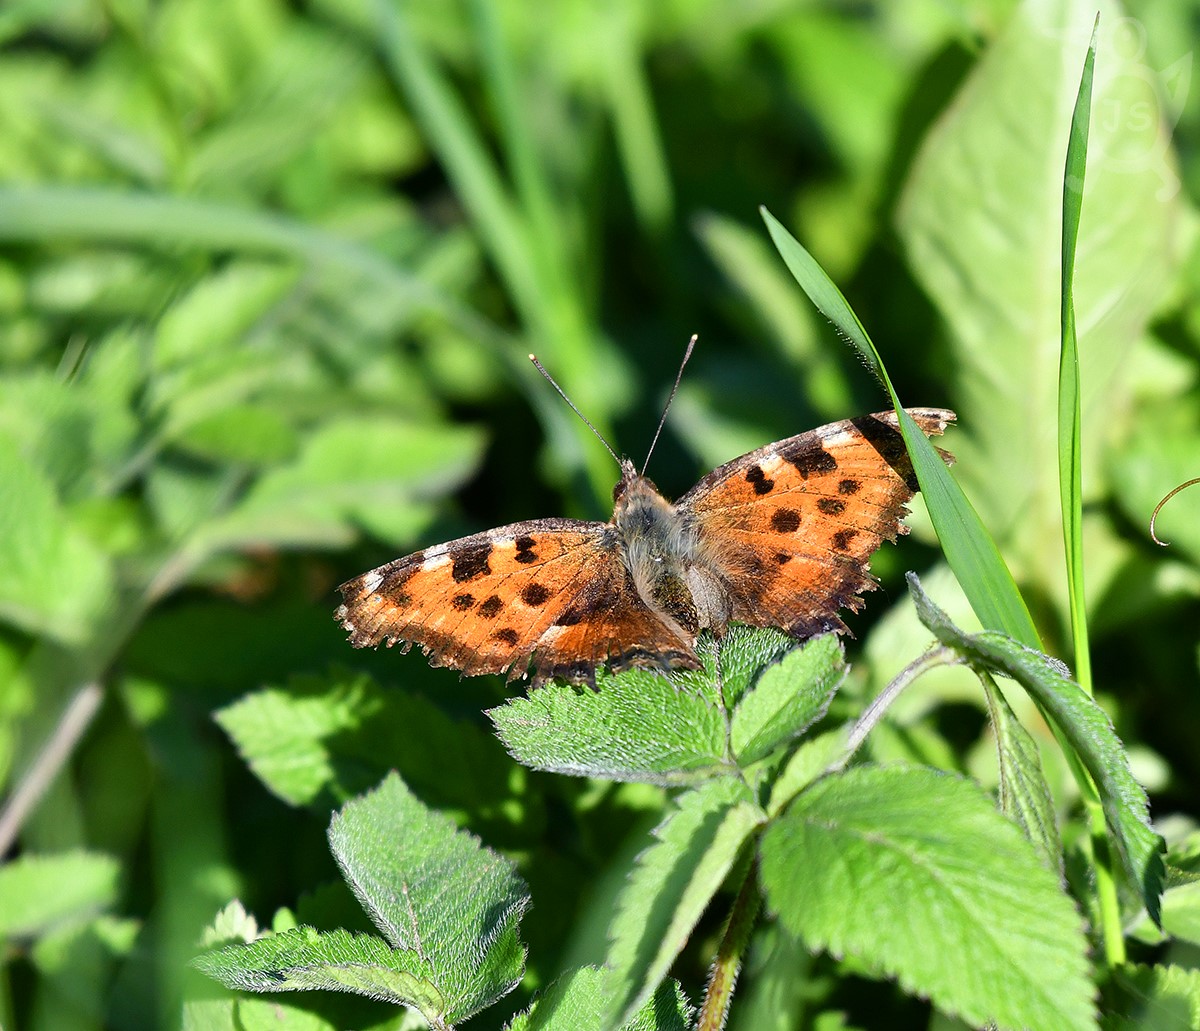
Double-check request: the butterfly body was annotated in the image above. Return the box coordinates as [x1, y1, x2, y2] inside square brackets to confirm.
[337, 408, 955, 687]
[612, 461, 730, 645]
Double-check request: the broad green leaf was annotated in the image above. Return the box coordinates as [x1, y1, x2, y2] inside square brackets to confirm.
[490, 627, 799, 784]
[173, 405, 298, 467]
[1159, 880, 1200, 946]
[1105, 963, 1200, 1030]
[184, 995, 342, 1031]
[506, 966, 692, 1031]
[0, 851, 120, 938]
[490, 668, 728, 785]
[194, 926, 440, 1009]
[760, 207, 1040, 651]
[981, 670, 1064, 874]
[897, 0, 1176, 588]
[708, 625, 802, 709]
[154, 262, 298, 368]
[328, 772, 528, 1022]
[909, 574, 1165, 925]
[604, 779, 764, 1027]
[0, 367, 138, 500]
[760, 765, 1093, 1031]
[0, 440, 113, 643]
[216, 670, 513, 811]
[765, 728, 847, 818]
[198, 417, 484, 552]
[731, 633, 845, 766]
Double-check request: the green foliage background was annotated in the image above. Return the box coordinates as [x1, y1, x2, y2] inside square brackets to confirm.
[1, 0, 1198, 1028]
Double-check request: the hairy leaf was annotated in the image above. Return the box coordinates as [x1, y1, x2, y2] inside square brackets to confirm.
[507, 965, 692, 1031]
[328, 772, 528, 1022]
[604, 779, 764, 1026]
[761, 765, 1094, 1031]
[910, 573, 1165, 925]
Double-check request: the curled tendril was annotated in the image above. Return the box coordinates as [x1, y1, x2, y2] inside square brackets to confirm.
[1150, 477, 1200, 547]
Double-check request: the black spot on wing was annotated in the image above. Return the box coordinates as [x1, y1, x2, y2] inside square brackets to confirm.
[745, 465, 774, 495]
[452, 592, 475, 610]
[514, 535, 539, 564]
[493, 627, 519, 646]
[838, 478, 861, 495]
[851, 415, 919, 490]
[831, 528, 858, 552]
[781, 441, 838, 478]
[479, 595, 504, 618]
[451, 541, 492, 582]
[553, 604, 585, 627]
[817, 497, 846, 516]
[770, 508, 801, 533]
[521, 583, 551, 607]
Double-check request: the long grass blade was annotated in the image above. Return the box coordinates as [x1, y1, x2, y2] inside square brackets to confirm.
[760, 207, 1040, 649]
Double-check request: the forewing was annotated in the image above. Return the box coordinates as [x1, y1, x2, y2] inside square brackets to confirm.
[679, 408, 955, 637]
[336, 517, 698, 687]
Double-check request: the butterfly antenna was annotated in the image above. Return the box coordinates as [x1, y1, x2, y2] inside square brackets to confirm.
[641, 334, 697, 475]
[529, 354, 621, 468]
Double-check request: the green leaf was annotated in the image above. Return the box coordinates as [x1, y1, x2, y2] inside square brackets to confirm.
[216, 670, 514, 811]
[980, 671, 1063, 875]
[0, 851, 120, 938]
[1104, 963, 1200, 1030]
[194, 926, 441, 1009]
[896, 0, 1176, 585]
[154, 262, 298, 368]
[765, 728, 847, 818]
[196, 773, 528, 1024]
[490, 626, 800, 785]
[759, 206, 1040, 651]
[328, 772, 528, 1022]
[507, 966, 692, 1031]
[489, 665, 727, 786]
[760, 765, 1094, 1031]
[0, 439, 114, 644]
[1159, 880, 1200, 946]
[198, 417, 485, 552]
[604, 779, 764, 1027]
[173, 405, 298, 467]
[909, 573, 1166, 926]
[731, 633, 845, 766]
[199, 900, 262, 949]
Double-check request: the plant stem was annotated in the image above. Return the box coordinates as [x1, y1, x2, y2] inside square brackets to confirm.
[0, 681, 103, 855]
[697, 859, 761, 1031]
[830, 645, 959, 772]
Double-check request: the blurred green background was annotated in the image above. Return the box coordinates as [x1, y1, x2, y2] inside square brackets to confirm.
[1, 0, 1198, 1028]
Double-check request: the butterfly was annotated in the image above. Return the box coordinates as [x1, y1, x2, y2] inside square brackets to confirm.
[336, 354, 954, 687]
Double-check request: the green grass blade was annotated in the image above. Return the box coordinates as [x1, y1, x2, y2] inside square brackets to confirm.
[1059, 21, 1131, 967]
[374, 0, 539, 331]
[598, 7, 674, 232]
[760, 207, 1040, 649]
[1059, 22, 1095, 695]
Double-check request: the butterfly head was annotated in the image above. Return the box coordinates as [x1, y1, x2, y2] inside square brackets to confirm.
[611, 458, 674, 535]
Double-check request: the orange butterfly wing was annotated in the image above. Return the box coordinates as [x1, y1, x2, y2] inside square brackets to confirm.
[336, 518, 698, 687]
[679, 408, 955, 638]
